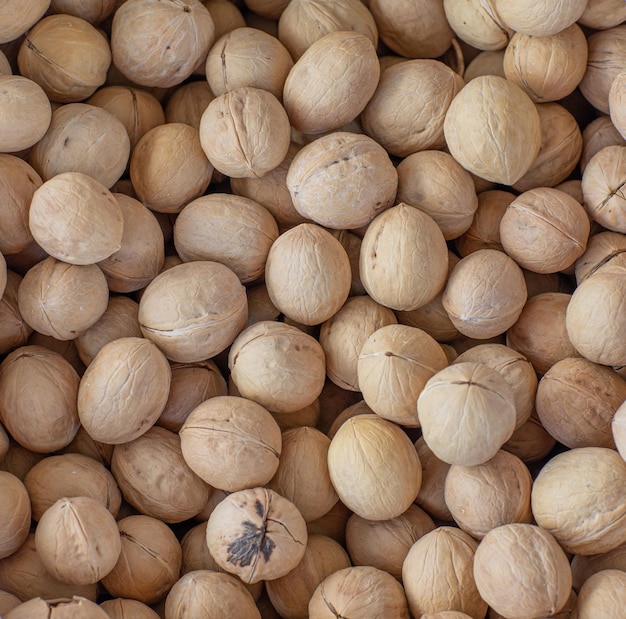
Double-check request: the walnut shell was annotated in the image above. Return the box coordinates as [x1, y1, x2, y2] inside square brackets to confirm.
[357, 324, 448, 427]
[49, 0, 116, 24]
[206, 487, 308, 583]
[180, 395, 281, 492]
[204, 0, 246, 41]
[0, 590, 20, 616]
[164, 81, 214, 129]
[35, 496, 121, 585]
[361, 60, 464, 158]
[443, 0, 510, 51]
[532, 447, 626, 555]
[580, 116, 626, 174]
[28, 172, 123, 265]
[463, 50, 506, 82]
[402, 527, 487, 618]
[29, 103, 130, 188]
[6, 596, 109, 619]
[495, 0, 587, 36]
[100, 515, 182, 604]
[0, 345, 80, 453]
[111, 0, 215, 88]
[327, 413, 422, 521]
[282, 31, 379, 135]
[228, 321, 325, 413]
[0, 75, 51, 153]
[138, 260, 248, 363]
[174, 193, 278, 284]
[605, 70, 626, 138]
[473, 523, 572, 619]
[414, 437, 452, 522]
[417, 362, 516, 466]
[77, 336, 172, 445]
[0, 472, 30, 560]
[444, 75, 541, 185]
[571, 544, 626, 592]
[265, 223, 351, 325]
[17, 14, 111, 102]
[199, 86, 290, 179]
[286, 132, 397, 230]
[130, 122, 213, 214]
[99, 598, 160, 619]
[309, 566, 409, 618]
[502, 412, 556, 464]
[0, 0, 50, 44]
[24, 453, 121, 522]
[576, 569, 626, 619]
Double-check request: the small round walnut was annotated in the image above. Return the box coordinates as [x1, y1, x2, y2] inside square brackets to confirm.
[402, 527, 487, 619]
[17, 14, 111, 102]
[282, 31, 379, 135]
[174, 193, 278, 284]
[6, 597, 109, 619]
[495, 0, 587, 36]
[158, 360, 227, 432]
[278, 0, 376, 60]
[29, 172, 123, 265]
[444, 75, 541, 185]
[309, 566, 409, 618]
[442, 249, 527, 339]
[360, 204, 449, 312]
[582, 145, 626, 233]
[0, 345, 80, 453]
[454, 343, 537, 429]
[503, 412, 556, 464]
[362, 60, 463, 158]
[346, 505, 435, 580]
[417, 362, 516, 466]
[164, 81, 214, 129]
[464, 50, 506, 82]
[206, 487, 308, 583]
[0, 0, 50, 44]
[204, 0, 246, 41]
[501, 187, 589, 274]
[228, 321, 325, 413]
[357, 324, 448, 427]
[130, 122, 213, 214]
[24, 453, 121, 521]
[513, 103, 583, 193]
[566, 261, 626, 367]
[77, 337, 172, 445]
[580, 25, 626, 115]
[537, 357, 626, 450]
[396, 150, 478, 240]
[87, 85, 165, 150]
[327, 414, 422, 521]
[0, 472, 30, 559]
[320, 295, 397, 391]
[267, 427, 337, 522]
[99, 598, 160, 619]
[165, 570, 260, 619]
[265, 224, 351, 325]
[97, 194, 165, 293]
[206, 27, 293, 99]
[0, 75, 51, 153]
[112, 426, 211, 523]
[504, 25, 587, 104]
[199, 86, 290, 178]
[138, 261, 248, 363]
[443, 0, 510, 51]
[111, 0, 215, 88]
[101, 515, 182, 605]
[266, 534, 351, 619]
[30, 103, 130, 188]
[35, 496, 121, 585]
[444, 450, 533, 540]
[473, 523, 572, 619]
[576, 569, 626, 619]
[180, 395, 281, 492]
[532, 447, 626, 555]
[286, 132, 397, 230]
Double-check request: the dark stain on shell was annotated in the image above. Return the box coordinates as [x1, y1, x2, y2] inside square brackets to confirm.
[227, 520, 275, 567]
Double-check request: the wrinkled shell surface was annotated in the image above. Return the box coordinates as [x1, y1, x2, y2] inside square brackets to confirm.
[99, 598, 160, 619]
[575, 231, 626, 285]
[414, 437, 452, 522]
[0, 0, 50, 43]
[443, 0, 510, 51]
[6, 596, 109, 619]
[494, 0, 587, 36]
[327, 413, 422, 521]
[0, 472, 31, 560]
[576, 569, 626, 619]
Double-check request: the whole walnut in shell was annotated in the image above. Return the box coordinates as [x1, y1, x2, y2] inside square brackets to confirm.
[443, 0, 511, 51]
[576, 569, 626, 619]
[282, 31, 379, 135]
[309, 566, 409, 618]
[264, 223, 351, 325]
[99, 598, 160, 619]
[6, 597, 109, 619]
[0, 472, 31, 560]
[494, 0, 587, 37]
[473, 523, 572, 619]
[417, 362, 516, 466]
[164, 80, 214, 129]
[49, 0, 116, 24]
[580, 116, 626, 174]
[138, 260, 248, 363]
[18, 14, 111, 102]
[180, 395, 281, 492]
[327, 413, 422, 521]
[35, 496, 121, 585]
[111, 0, 215, 88]
[0, 0, 50, 44]
[206, 487, 308, 583]
[77, 336, 171, 445]
[444, 75, 541, 185]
